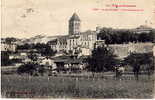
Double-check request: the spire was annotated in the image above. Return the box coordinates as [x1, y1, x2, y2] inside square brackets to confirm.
[69, 13, 81, 21]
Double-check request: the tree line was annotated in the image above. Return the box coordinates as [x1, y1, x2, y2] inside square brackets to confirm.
[97, 28, 155, 44]
[86, 45, 154, 80]
[17, 43, 57, 57]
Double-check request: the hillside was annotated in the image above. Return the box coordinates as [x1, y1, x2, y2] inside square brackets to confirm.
[21, 35, 63, 44]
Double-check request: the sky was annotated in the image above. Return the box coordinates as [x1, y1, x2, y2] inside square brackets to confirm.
[1, 0, 155, 38]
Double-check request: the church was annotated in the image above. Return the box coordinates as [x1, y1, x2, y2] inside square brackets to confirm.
[49, 13, 103, 56]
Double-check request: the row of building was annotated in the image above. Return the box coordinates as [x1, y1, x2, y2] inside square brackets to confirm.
[47, 13, 154, 57]
[1, 13, 154, 58]
[48, 13, 104, 56]
[1, 39, 16, 52]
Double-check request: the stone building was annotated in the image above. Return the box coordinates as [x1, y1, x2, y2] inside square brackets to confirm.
[1, 41, 16, 52]
[132, 25, 153, 34]
[49, 12, 154, 58]
[78, 30, 97, 55]
[56, 36, 68, 52]
[49, 36, 68, 52]
[49, 39, 58, 51]
[67, 13, 100, 55]
[69, 13, 81, 35]
[67, 35, 80, 52]
[49, 13, 101, 56]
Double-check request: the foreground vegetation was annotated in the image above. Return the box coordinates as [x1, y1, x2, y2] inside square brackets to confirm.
[1, 74, 154, 98]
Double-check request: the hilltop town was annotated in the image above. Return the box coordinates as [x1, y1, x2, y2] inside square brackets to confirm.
[2, 13, 154, 55]
[1, 12, 155, 98]
[1, 13, 154, 72]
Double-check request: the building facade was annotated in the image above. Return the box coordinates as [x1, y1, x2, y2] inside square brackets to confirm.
[1, 42, 16, 52]
[49, 13, 154, 58]
[49, 13, 101, 56]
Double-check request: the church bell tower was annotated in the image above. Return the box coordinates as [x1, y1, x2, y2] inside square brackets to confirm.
[69, 13, 81, 35]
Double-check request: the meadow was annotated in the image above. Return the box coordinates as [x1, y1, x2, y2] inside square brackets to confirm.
[1, 74, 155, 98]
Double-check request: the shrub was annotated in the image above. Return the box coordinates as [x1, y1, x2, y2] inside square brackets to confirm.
[17, 62, 45, 76]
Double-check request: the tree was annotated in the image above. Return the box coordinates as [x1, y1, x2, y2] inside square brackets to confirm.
[86, 45, 119, 73]
[17, 62, 37, 75]
[40, 45, 56, 57]
[124, 52, 154, 80]
[149, 30, 155, 42]
[1, 51, 11, 66]
[28, 51, 38, 62]
[98, 28, 113, 44]
[17, 62, 45, 76]
[5, 37, 17, 44]
[138, 33, 149, 42]
[17, 43, 31, 50]
[34, 43, 56, 57]
[97, 27, 154, 44]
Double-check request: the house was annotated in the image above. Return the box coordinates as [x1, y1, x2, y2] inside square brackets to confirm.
[49, 36, 68, 52]
[48, 39, 58, 51]
[1, 41, 16, 52]
[52, 55, 85, 73]
[40, 57, 57, 70]
[133, 25, 153, 34]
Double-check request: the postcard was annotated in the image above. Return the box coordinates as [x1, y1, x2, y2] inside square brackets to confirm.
[1, 0, 155, 99]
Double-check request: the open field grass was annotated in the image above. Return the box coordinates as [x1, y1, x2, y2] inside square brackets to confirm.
[1, 74, 155, 98]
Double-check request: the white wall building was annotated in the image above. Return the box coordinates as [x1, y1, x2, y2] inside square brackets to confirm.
[1, 42, 16, 52]
[49, 13, 103, 56]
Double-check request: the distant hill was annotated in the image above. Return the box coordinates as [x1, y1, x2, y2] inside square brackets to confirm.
[21, 35, 64, 44]
[1, 35, 66, 45]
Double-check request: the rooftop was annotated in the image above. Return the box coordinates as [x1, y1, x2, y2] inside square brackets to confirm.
[69, 13, 81, 21]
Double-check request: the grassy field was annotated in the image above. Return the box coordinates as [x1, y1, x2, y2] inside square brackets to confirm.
[1, 74, 155, 98]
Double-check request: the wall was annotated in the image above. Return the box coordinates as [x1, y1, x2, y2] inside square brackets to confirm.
[109, 42, 153, 59]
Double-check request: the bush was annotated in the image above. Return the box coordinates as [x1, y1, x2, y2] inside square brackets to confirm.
[17, 62, 45, 76]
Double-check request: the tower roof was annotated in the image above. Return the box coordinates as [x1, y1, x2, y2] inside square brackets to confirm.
[69, 13, 81, 21]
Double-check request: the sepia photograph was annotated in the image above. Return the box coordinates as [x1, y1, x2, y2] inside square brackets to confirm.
[1, 0, 155, 99]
